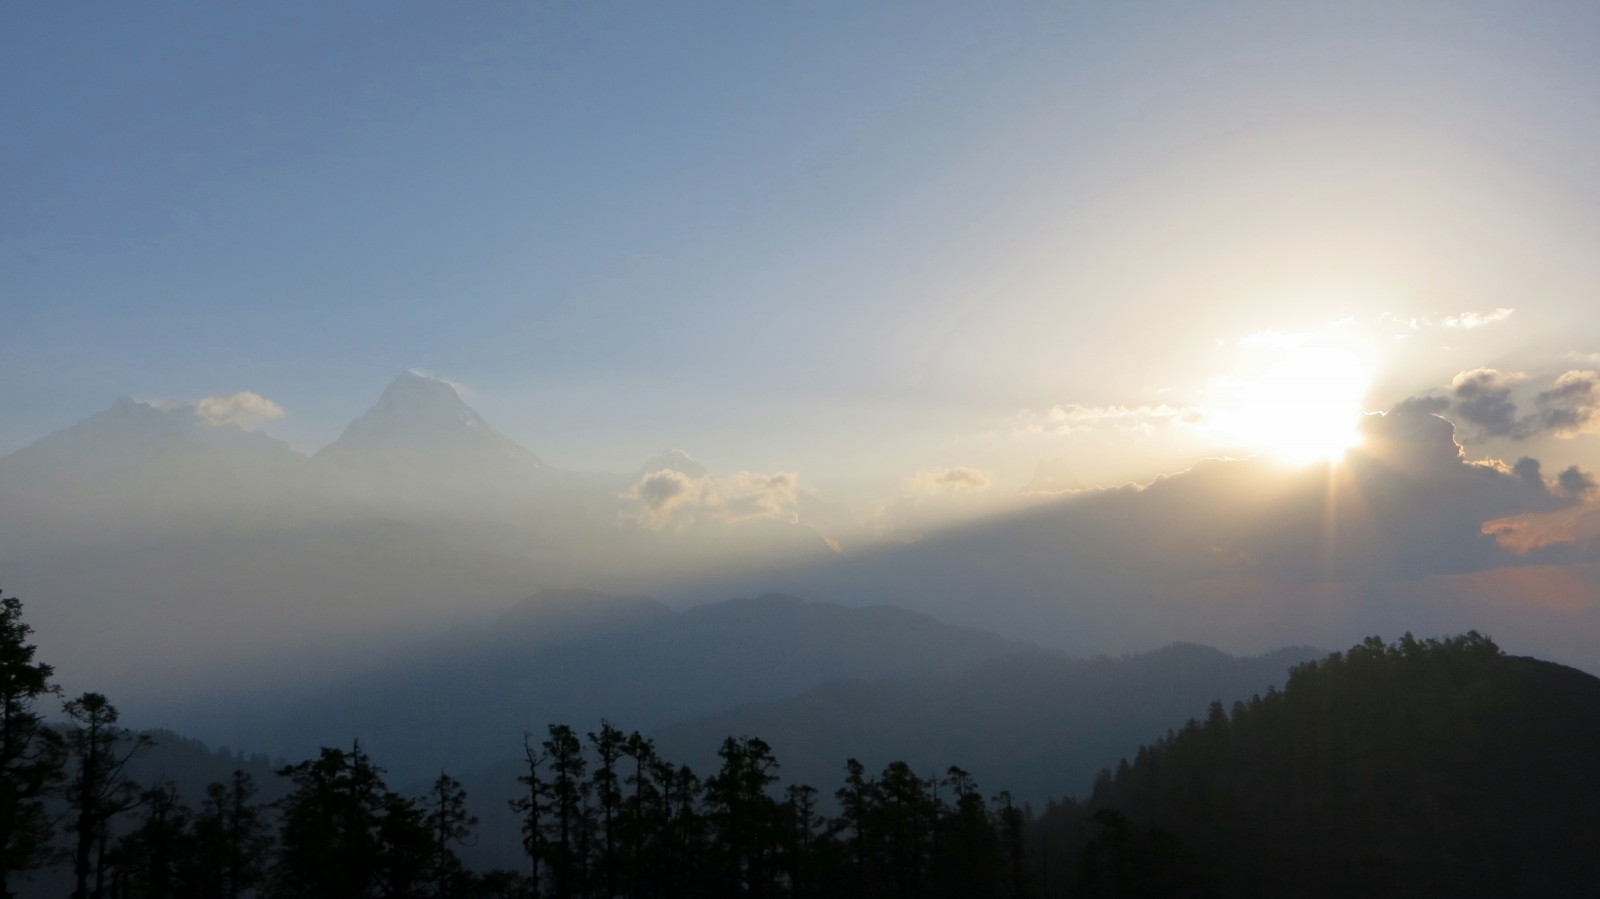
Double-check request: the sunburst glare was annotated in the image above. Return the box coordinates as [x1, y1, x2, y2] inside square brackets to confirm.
[1210, 344, 1371, 465]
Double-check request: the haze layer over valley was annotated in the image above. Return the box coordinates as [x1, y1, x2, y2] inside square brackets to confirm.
[5, 365, 1600, 744]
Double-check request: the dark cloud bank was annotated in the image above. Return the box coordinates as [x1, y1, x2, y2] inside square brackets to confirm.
[1413, 368, 1600, 441]
[685, 403, 1600, 670]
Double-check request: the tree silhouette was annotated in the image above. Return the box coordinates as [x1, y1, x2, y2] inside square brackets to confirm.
[620, 730, 659, 897]
[831, 758, 876, 896]
[0, 593, 64, 899]
[509, 734, 547, 897]
[105, 781, 192, 899]
[540, 724, 588, 899]
[586, 721, 625, 899]
[64, 692, 151, 899]
[781, 784, 822, 899]
[704, 736, 781, 898]
[876, 761, 935, 899]
[192, 771, 270, 899]
[271, 741, 435, 899]
[934, 767, 999, 899]
[421, 772, 477, 898]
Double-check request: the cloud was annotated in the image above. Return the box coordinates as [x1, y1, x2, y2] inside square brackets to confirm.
[1379, 312, 1425, 331]
[864, 466, 1010, 541]
[1502, 457, 1596, 501]
[1441, 307, 1514, 329]
[905, 467, 992, 494]
[1448, 368, 1527, 438]
[1533, 370, 1600, 437]
[1379, 308, 1514, 332]
[1426, 368, 1600, 441]
[194, 392, 286, 429]
[1011, 403, 1205, 437]
[1390, 394, 1450, 416]
[1086, 404, 1579, 579]
[622, 469, 799, 530]
[763, 403, 1589, 661]
[1557, 465, 1598, 498]
[1512, 456, 1545, 489]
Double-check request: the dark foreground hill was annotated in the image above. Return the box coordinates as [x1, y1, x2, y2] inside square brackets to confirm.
[1036, 633, 1600, 898]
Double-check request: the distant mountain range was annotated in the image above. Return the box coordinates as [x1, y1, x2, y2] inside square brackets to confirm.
[0, 373, 832, 707]
[0, 371, 710, 527]
[164, 591, 1029, 778]
[650, 641, 1321, 807]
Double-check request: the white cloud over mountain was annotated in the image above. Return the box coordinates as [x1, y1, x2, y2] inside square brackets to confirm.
[905, 466, 992, 494]
[623, 469, 801, 530]
[194, 391, 287, 429]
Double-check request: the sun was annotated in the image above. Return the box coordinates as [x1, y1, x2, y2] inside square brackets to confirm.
[1211, 345, 1370, 465]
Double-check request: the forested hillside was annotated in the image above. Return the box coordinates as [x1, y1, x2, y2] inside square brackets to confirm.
[1033, 633, 1600, 897]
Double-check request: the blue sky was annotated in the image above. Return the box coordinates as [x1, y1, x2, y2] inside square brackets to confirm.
[6, 1, 1600, 492]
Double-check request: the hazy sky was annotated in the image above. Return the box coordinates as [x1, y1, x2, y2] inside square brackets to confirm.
[7, 1, 1600, 496]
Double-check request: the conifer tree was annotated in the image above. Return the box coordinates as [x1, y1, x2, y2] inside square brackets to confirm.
[704, 736, 781, 898]
[540, 724, 589, 899]
[422, 772, 477, 898]
[935, 767, 999, 899]
[781, 784, 822, 898]
[509, 734, 546, 897]
[620, 730, 659, 897]
[587, 721, 625, 899]
[64, 691, 151, 899]
[832, 758, 877, 895]
[0, 594, 63, 899]
[193, 771, 270, 899]
[272, 742, 432, 899]
[107, 781, 193, 899]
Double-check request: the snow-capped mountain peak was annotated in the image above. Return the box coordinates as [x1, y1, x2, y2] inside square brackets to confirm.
[317, 372, 545, 466]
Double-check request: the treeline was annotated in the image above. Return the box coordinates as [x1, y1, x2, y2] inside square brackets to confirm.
[0, 592, 1032, 899]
